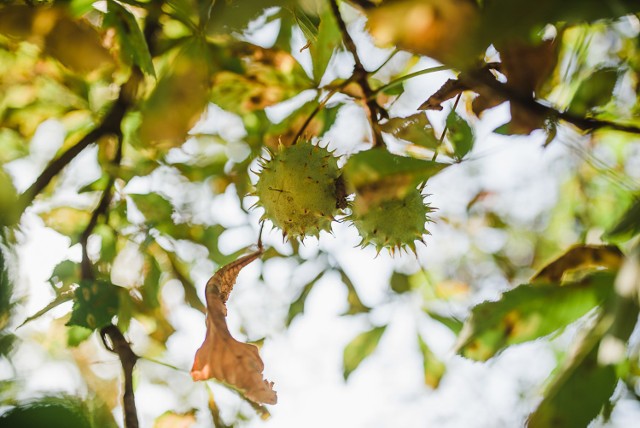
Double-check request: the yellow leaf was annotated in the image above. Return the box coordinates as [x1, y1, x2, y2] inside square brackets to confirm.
[154, 411, 197, 428]
[532, 245, 624, 284]
[367, 0, 479, 66]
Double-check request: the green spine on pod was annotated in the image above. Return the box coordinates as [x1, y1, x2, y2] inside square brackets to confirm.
[254, 140, 343, 239]
[349, 187, 431, 254]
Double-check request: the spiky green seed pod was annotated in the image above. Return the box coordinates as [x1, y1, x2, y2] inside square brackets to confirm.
[254, 140, 343, 239]
[349, 187, 431, 254]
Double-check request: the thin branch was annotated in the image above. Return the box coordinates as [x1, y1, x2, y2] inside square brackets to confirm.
[345, 0, 377, 10]
[329, 0, 385, 147]
[431, 92, 462, 162]
[17, 98, 128, 214]
[371, 65, 451, 98]
[291, 81, 350, 144]
[466, 71, 640, 135]
[101, 325, 139, 428]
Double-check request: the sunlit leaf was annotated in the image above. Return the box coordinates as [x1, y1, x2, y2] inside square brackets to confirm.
[446, 111, 473, 161]
[153, 410, 197, 428]
[310, 3, 341, 83]
[140, 41, 212, 147]
[286, 271, 323, 326]
[141, 256, 162, 309]
[528, 320, 616, 428]
[366, 0, 480, 66]
[532, 244, 623, 283]
[343, 325, 386, 380]
[40, 207, 91, 241]
[455, 273, 615, 361]
[210, 44, 310, 115]
[129, 193, 174, 226]
[604, 196, 640, 242]
[49, 260, 80, 288]
[343, 148, 448, 205]
[0, 170, 19, 227]
[105, 1, 156, 77]
[207, 0, 294, 34]
[44, 15, 114, 74]
[569, 67, 618, 116]
[67, 325, 92, 347]
[339, 269, 371, 315]
[418, 334, 445, 388]
[425, 310, 464, 335]
[381, 113, 440, 149]
[390, 271, 412, 293]
[19, 291, 74, 328]
[67, 280, 121, 330]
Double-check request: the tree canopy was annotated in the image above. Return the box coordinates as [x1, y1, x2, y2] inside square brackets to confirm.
[1, 0, 640, 427]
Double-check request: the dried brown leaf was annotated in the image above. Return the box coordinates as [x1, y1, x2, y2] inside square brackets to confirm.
[191, 249, 277, 405]
[419, 78, 468, 111]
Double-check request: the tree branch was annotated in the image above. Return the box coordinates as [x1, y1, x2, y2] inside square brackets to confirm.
[345, 0, 377, 11]
[101, 324, 139, 428]
[329, 0, 385, 147]
[466, 70, 640, 135]
[17, 97, 128, 214]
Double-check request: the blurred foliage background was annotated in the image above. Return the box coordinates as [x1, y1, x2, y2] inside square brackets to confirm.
[0, 0, 640, 426]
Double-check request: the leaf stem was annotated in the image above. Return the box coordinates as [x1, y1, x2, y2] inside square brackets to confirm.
[371, 65, 451, 98]
[329, 0, 385, 147]
[291, 82, 349, 144]
[432, 92, 462, 162]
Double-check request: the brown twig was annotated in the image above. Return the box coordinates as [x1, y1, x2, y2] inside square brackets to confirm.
[291, 81, 350, 144]
[432, 92, 462, 162]
[329, 0, 385, 147]
[466, 71, 640, 135]
[17, 98, 128, 215]
[345, 0, 376, 10]
[100, 325, 139, 428]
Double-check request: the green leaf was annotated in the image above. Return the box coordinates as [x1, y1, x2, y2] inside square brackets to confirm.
[67, 325, 92, 347]
[310, 4, 342, 83]
[390, 271, 411, 294]
[141, 255, 162, 309]
[339, 269, 371, 315]
[207, 0, 294, 34]
[292, 6, 318, 44]
[418, 334, 446, 388]
[0, 169, 19, 227]
[425, 310, 464, 335]
[604, 196, 640, 242]
[105, 1, 155, 77]
[67, 280, 120, 330]
[446, 111, 474, 161]
[528, 319, 617, 428]
[286, 271, 323, 326]
[40, 207, 91, 242]
[569, 67, 618, 116]
[381, 113, 440, 149]
[78, 175, 110, 193]
[140, 40, 212, 147]
[129, 193, 174, 226]
[455, 272, 615, 361]
[343, 325, 386, 380]
[94, 224, 117, 264]
[343, 148, 448, 200]
[19, 291, 74, 328]
[49, 260, 81, 288]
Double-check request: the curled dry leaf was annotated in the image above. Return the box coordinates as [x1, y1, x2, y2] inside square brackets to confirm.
[191, 249, 277, 405]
